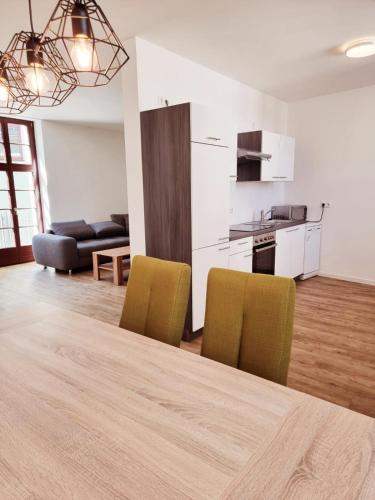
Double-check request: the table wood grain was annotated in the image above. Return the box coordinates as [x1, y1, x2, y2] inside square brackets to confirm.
[0, 303, 374, 499]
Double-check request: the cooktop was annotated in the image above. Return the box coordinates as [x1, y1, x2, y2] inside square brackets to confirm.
[230, 222, 274, 232]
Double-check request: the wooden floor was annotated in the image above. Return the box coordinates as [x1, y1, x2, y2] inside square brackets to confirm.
[1, 262, 375, 418]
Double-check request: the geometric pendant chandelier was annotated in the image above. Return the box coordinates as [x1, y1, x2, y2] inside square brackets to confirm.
[1, 0, 77, 108]
[3, 31, 77, 107]
[41, 0, 130, 87]
[0, 0, 129, 113]
[0, 50, 36, 114]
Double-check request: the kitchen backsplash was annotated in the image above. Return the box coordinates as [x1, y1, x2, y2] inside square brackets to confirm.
[230, 179, 285, 224]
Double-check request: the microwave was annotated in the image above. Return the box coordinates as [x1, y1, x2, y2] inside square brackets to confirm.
[271, 205, 307, 221]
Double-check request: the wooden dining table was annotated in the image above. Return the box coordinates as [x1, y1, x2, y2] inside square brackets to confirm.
[0, 303, 374, 499]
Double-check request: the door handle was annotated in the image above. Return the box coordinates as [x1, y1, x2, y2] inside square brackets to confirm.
[255, 244, 277, 253]
[243, 253, 253, 258]
[286, 228, 300, 233]
[218, 237, 229, 241]
[218, 246, 230, 251]
[238, 241, 249, 245]
[206, 137, 221, 141]
[272, 176, 288, 179]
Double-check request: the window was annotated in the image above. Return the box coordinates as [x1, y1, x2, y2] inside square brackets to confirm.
[0, 118, 42, 265]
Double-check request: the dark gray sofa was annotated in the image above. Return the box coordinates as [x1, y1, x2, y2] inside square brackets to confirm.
[32, 215, 129, 272]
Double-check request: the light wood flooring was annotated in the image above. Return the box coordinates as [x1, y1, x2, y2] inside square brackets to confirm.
[1, 262, 374, 417]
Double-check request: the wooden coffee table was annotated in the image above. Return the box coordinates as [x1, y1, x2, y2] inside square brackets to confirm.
[92, 246, 131, 286]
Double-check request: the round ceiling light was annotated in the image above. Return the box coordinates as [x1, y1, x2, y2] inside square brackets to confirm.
[345, 39, 375, 58]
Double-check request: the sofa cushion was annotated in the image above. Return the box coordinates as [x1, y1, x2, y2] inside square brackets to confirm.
[90, 221, 125, 238]
[77, 236, 130, 258]
[50, 220, 95, 241]
[110, 214, 129, 236]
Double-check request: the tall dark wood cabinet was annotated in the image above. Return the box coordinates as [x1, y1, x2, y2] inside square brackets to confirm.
[140, 102, 232, 341]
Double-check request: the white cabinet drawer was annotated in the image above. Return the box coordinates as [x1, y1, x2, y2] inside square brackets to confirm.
[229, 250, 253, 273]
[190, 103, 233, 148]
[229, 236, 253, 254]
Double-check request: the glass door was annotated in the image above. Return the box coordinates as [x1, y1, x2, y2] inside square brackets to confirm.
[0, 118, 43, 266]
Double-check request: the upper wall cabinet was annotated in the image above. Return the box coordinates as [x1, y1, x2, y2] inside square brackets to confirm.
[237, 130, 295, 182]
[190, 104, 235, 149]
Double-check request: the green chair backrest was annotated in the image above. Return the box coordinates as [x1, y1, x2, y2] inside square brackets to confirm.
[119, 255, 191, 347]
[201, 268, 296, 385]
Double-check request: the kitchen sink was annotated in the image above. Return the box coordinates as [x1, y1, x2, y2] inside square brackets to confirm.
[243, 219, 293, 226]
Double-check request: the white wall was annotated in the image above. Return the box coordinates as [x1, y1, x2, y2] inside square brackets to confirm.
[136, 38, 288, 224]
[121, 39, 146, 256]
[286, 85, 375, 284]
[122, 37, 288, 255]
[38, 121, 128, 225]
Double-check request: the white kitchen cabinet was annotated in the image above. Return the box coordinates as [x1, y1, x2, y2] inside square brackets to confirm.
[190, 103, 234, 148]
[275, 224, 305, 278]
[192, 243, 229, 331]
[238, 130, 294, 182]
[191, 141, 231, 250]
[229, 250, 253, 273]
[261, 132, 295, 182]
[277, 135, 295, 181]
[260, 131, 281, 182]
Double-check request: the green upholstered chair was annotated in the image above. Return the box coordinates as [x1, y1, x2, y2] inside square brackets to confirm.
[201, 269, 296, 385]
[119, 255, 191, 347]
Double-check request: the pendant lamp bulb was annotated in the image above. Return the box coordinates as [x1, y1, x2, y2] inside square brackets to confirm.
[69, 1, 98, 71]
[0, 79, 10, 105]
[0, 59, 10, 105]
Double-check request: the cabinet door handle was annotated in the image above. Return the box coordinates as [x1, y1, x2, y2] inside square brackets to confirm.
[218, 246, 230, 251]
[229, 175, 238, 179]
[272, 176, 288, 179]
[238, 241, 249, 245]
[206, 136, 221, 141]
[218, 237, 229, 241]
[243, 253, 253, 258]
[255, 244, 277, 253]
[286, 228, 300, 233]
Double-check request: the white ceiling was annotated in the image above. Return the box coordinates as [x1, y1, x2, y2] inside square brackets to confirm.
[1, 0, 375, 125]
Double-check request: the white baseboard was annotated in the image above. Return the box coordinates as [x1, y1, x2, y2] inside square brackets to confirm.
[318, 272, 375, 286]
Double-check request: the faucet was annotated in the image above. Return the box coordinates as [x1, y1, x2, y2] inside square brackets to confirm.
[260, 209, 272, 222]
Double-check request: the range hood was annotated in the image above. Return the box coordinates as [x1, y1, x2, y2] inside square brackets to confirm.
[237, 148, 271, 162]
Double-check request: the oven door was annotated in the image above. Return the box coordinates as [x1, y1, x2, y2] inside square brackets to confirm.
[252, 242, 276, 275]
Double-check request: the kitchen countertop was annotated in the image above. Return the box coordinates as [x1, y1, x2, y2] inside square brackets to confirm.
[230, 220, 306, 241]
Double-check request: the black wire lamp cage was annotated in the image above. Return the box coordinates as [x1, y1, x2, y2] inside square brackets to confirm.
[1, 0, 77, 108]
[41, 0, 130, 87]
[3, 31, 77, 107]
[0, 51, 36, 114]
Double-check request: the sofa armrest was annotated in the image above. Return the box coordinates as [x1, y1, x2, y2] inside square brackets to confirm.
[32, 234, 79, 271]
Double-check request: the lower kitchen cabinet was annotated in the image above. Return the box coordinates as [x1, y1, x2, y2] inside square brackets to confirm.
[229, 250, 253, 273]
[275, 225, 305, 278]
[192, 243, 229, 331]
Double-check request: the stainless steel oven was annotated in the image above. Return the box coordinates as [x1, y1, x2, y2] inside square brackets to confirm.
[252, 231, 276, 275]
